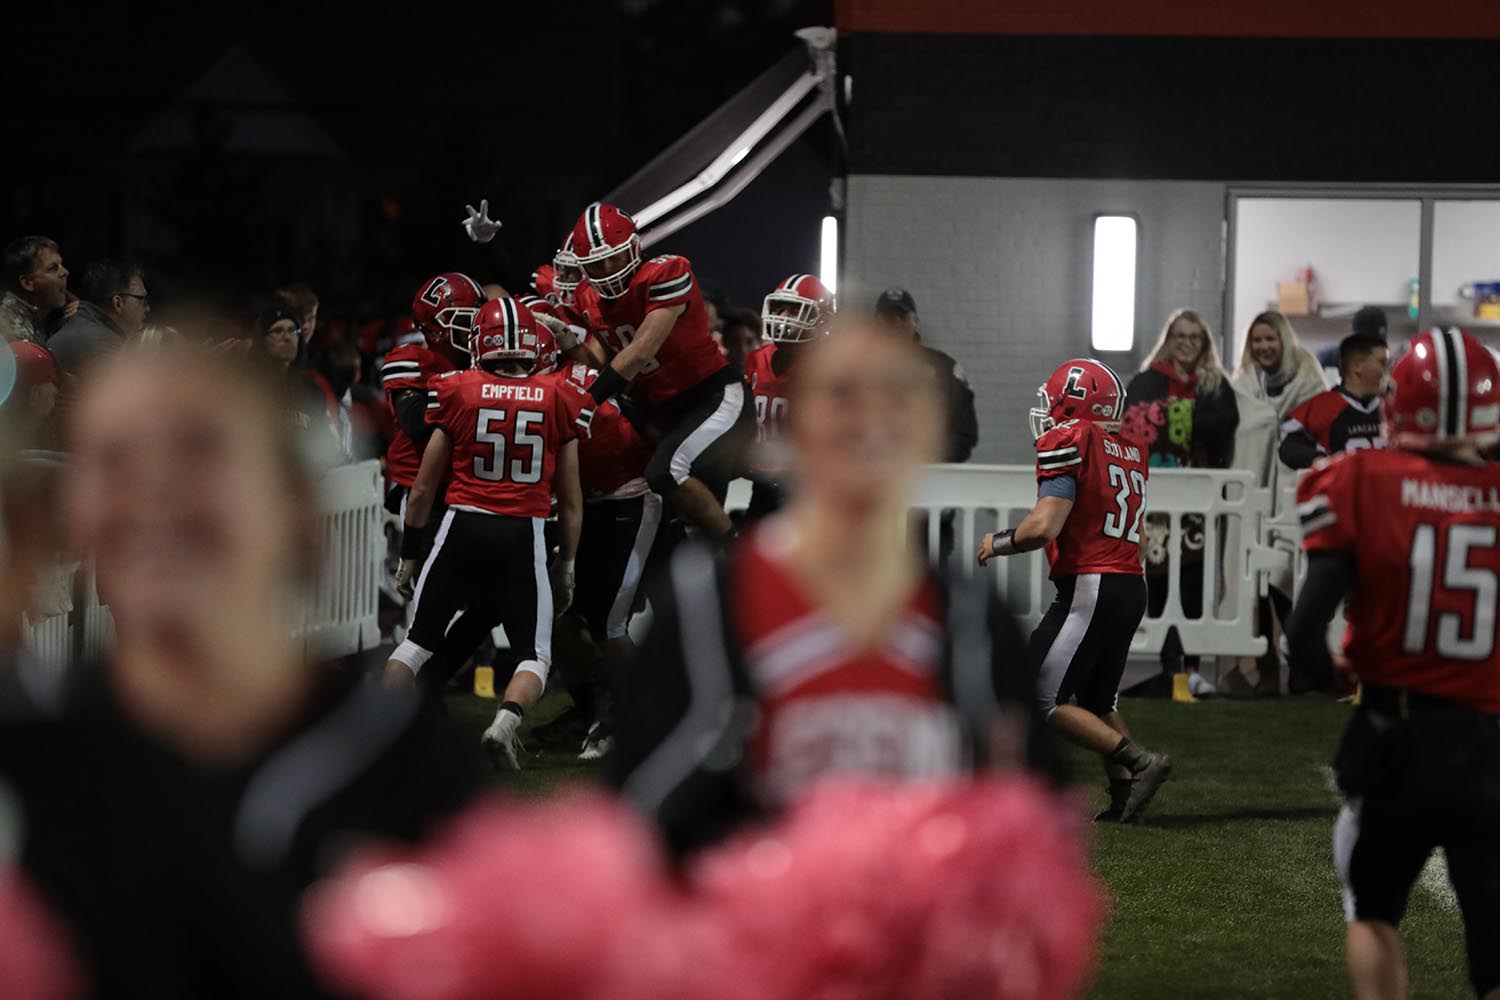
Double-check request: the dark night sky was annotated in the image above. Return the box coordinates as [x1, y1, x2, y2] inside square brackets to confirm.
[2, 1, 836, 319]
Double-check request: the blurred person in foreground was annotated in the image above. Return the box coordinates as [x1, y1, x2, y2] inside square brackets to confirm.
[47, 261, 149, 379]
[979, 359, 1172, 823]
[1122, 308, 1239, 697]
[0, 344, 479, 999]
[1287, 328, 1500, 1000]
[610, 317, 1048, 857]
[1228, 310, 1327, 696]
[0, 237, 69, 345]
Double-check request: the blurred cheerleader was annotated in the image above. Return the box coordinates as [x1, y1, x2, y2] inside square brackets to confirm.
[609, 316, 1054, 855]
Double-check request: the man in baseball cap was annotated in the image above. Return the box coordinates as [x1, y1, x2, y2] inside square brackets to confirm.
[872, 288, 977, 463]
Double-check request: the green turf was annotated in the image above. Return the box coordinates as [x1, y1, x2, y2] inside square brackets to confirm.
[444, 692, 1474, 999]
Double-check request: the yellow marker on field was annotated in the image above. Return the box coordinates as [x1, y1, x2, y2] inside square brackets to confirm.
[1171, 673, 1198, 703]
[474, 666, 496, 699]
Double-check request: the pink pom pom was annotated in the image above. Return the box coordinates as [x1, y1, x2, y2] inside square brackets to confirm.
[0, 868, 81, 1000]
[688, 778, 1104, 1000]
[304, 791, 669, 1000]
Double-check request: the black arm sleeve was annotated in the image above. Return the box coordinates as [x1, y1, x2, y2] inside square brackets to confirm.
[1278, 429, 1321, 470]
[393, 390, 431, 446]
[1285, 550, 1355, 691]
[607, 557, 752, 858]
[946, 368, 979, 463]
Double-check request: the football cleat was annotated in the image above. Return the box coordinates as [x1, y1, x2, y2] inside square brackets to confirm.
[481, 709, 524, 771]
[1119, 752, 1173, 822]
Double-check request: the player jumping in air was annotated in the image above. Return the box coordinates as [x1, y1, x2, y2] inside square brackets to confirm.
[568, 202, 754, 542]
[979, 358, 1172, 822]
[1288, 328, 1500, 1000]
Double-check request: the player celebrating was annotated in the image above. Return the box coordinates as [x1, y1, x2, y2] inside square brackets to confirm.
[380, 272, 486, 512]
[386, 297, 582, 769]
[1287, 328, 1500, 1000]
[978, 359, 1172, 822]
[742, 273, 834, 519]
[569, 201, 753, 541]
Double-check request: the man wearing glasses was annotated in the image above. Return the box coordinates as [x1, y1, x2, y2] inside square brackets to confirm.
[48, 260, 150, 377]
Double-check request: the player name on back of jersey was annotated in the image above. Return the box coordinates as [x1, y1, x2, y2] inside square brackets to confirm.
[1102, 435, 1142, 463]
[1401, 478, 1500, 514]
[480, 382, 546, 402]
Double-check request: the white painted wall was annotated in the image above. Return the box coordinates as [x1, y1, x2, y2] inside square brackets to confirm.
[1431, 200, 1500, 306]
[1230, 198, 1420, 356]
[844, 176, 1226, 464]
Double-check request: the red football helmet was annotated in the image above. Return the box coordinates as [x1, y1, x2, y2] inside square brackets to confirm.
[468, 297, 541, 371]
[552, 236, 583, 305]
[518, 295, 562, 374]
[412, 272, 486, 358]
[1029, 359, 1126, 439]
[762, 274, 834, 343]
[570, 202, 640, 299]
[1385, 327, 1500, 448]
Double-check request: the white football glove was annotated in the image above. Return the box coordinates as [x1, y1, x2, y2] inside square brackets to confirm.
[551, 559, 576, 615]
[395, 557, 420, 599]
[461, 199, 502, 244]
[534, 313, 583, 353]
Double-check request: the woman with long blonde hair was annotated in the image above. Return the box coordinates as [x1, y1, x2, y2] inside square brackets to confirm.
[1121, 308, 1240, 697]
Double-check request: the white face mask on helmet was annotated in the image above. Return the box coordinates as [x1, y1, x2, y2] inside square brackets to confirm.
[761, 290, 825, 343]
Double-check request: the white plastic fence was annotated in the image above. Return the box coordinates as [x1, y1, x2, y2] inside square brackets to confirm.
[731, 464, 1300, 658]
[25, 460, 1308, 667]
[21, 459, 386, 667]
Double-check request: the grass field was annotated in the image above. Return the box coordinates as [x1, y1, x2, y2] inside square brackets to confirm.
[446, 693, 1474, 999]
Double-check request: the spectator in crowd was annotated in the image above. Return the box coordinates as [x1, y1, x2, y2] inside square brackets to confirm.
[0, 237, 69, 345]
[700, 281, 731, 335]
[0, 344, 480, 997]
[1228, 310, 1327, 696]
[1314, 303, 1387, 376]
[250, 305, 342, 465]
[1279, 330, 1389, 471]
[311, 339, 387, 462]
[1122, 308, 1239, 698]
[718, 306, 762, 368]
[874, 288, 979, 463]
[4, 341, 61, 451]
[274, 282, 320, 347]
[46, 260, 149, 378]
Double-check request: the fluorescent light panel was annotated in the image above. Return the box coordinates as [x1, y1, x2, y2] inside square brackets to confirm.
[1091, 215, 1137, 352]
[820, 215, 838, 295]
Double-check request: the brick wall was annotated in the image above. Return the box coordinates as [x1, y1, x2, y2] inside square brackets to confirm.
[843, 176, 1226, 464]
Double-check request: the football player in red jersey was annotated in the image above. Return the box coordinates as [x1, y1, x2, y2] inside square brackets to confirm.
[742, 273, 834, 520]
[380, 272, 486, 512]
[1279, 332, 1390, 469]
[610, 320, 1046, 856]
[1287, 328, 1500, 1000]
[569, 202, 753, 542]
[385, 297, 582, 769]
[526, 297, 659, 759]
[978, 359, 1172, 823]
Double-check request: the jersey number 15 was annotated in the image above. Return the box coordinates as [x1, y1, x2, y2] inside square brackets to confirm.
[1404, 523, 1498, 660]
[1102, 464, 1146, 543]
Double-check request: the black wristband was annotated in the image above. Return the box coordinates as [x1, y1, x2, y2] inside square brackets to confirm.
[587, 365, 629, 405]
[993, 528, 1019, 556]
[500, 700, 525, 719]
[399, 527, 425, 560]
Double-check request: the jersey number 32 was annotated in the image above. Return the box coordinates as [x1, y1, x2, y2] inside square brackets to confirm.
[1102, 464, 1146, 542]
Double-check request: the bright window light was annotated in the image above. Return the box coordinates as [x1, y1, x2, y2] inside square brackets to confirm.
[820, 215, 838, 295]
[1091, 215, 1137, 352]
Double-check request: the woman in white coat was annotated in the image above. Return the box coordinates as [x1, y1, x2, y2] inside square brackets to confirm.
[1229, 310, 1327, 695]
